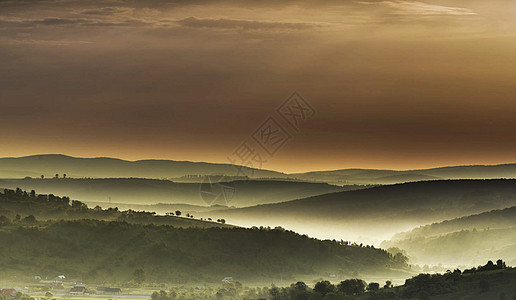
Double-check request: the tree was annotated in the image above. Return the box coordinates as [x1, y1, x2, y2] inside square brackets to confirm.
[133, 268, 146, 284]
[23, 215, 37, 224]
[497, 259, 507, 269]
[175, 210, 181, 217]
[269, 285, 281, 300]
[367, 282, 380, 292]
[63, 174, 67, 179]
[337, 279, 366, 295]
[292, 281, 308, 291]
[314, 280, 335, 296]
[45, 292, 53, 298]
[41, 175, 44, 179]
[384, 280, 393, 289]
[55, 174, 59, 179]
[30, 190, 36, 199]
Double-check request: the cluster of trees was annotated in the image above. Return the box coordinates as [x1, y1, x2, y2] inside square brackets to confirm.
[268, 279, 386, 299]
[149, 282, 267, 300]
[464, 260, 508, 274]
[263, 261, 516, 300]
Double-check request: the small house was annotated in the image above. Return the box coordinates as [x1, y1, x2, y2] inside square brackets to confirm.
[0, 289, 16, 298]
[70, 285, 87, 295]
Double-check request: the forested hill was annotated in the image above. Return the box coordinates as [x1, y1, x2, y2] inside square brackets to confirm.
[0, 220, 408, 283]
[0, 188, 410, 283]
[0, 188, 229, 228]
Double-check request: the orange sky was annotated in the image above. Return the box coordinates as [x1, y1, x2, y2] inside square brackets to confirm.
[1, 0, 516, 173]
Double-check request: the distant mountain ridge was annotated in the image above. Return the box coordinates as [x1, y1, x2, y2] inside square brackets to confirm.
[2, 155, 516, 185]
[292, 164, 516, 184]
[0, 154, 287, 179]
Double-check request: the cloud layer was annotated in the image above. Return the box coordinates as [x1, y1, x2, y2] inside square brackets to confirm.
[1, 0, 515, 172]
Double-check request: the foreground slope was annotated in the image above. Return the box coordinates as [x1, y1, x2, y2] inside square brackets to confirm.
[200, 179, 516, 243]
[265, 261, 514, 300]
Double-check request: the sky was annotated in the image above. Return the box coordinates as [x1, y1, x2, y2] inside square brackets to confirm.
[1, 0, 516, 173]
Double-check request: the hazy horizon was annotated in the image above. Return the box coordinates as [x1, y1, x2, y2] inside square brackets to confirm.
[3, 153, 516, 174]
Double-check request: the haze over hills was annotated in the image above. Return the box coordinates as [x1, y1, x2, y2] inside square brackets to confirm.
[0, 178, 355, 207]
[3, 155, 516, 186]
[199, 179, 516, 244]
[382, 206, 516, 266]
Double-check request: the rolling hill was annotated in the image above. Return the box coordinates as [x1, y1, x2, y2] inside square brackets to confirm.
[198, 179, 516, 244]
[0, 178, 356, 207]
[3, 155, 516, 186]
[382, 206, 516, 266]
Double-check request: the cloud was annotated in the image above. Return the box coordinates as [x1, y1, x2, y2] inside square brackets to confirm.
[32, 17, 88, 25]
[174, 17, 318, 31]
[0, 16, 150, 28]
[5, 39, 92, 46]
[81, 7, 130, 16]
[371, 1, 476, 16]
